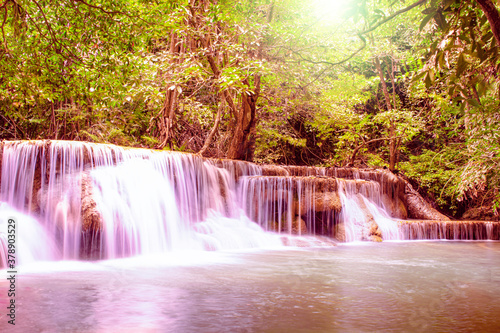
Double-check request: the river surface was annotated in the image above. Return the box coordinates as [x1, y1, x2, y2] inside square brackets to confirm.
[1, 241, 500, 332]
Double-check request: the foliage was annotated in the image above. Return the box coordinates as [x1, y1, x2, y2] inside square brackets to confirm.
[400, 148, 465, 214]
[409, 0, 500, 215]
[1, 0, 499, 217]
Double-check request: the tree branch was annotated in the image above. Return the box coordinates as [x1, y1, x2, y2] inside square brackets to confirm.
[475, 0, 500, 47]
[285, 0, 427, 73]
[300, 35, 366, 89]
[288, 35, 366, 67]
[347, 135, 403, 167]
[31, 0, 83, 63]
[74, 0, 123, 16]
[199, 97, 223, 156]
[360, 0, 428, 36]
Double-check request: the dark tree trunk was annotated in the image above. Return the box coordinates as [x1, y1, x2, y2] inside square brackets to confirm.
[476, 0, 500, 47]
[227, 76, 260, 161]
[158, 33, 182, 149]
[199, 93, 223, 156]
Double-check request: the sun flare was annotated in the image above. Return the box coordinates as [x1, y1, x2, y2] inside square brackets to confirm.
[312, 0, 351, 21]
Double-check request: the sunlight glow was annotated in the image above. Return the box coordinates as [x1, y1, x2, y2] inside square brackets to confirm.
[312, 0, 351, 22]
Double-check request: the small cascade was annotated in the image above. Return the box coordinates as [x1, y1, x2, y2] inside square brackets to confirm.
[281, 166, 407, 219]
[337, 179, 376, 242]
[0, 202, 57, 267]
[1, 140, 123, 259]
[90, 159, 186, 258]
[398, 221, 500, 240]
[238, 176, 341, 238]
[336, 178, 399, 241]
[238, 175, 400, 241]
[364, 200, 400, 240]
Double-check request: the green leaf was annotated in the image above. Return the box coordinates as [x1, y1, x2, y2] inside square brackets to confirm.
[466, 99, 480, 107]
[420, 11, 436, 31]
[424, 73, 432, 88]
[411, 71, 426, 83]
[456, 53, 468, 76]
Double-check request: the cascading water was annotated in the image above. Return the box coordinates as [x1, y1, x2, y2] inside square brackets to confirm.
[237, 175, 400, 242]
[336, 178, 400, 241]
[0, 141, 282, 267]
[0, 202, 57, 266]
[238, 176, 341, 237]
[398, 220, 500, 240]
[1, 140, 498, 268]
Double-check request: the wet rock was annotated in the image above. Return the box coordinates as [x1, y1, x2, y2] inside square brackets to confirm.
[369, 222, 382, 238]
[313, 192, 342, 212]
[260, 165, 290, 176]
[270, 216, 308, 235]
[80, 172, 102, 232]
[462, 206, 498, 221]
[31, 168, 43, 213]
[380, 195, 408, 219]
[355, 196, 382, 241]
[335, 222, 346, 242]
[402, 181, 449, 220]
[291, 216, 308, 235]
[369, 235, 383, 242]
[293, 191, 342, 215]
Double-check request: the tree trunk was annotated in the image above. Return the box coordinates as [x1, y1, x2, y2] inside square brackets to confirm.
[226, 76, 260, 161]
[198, 94, 223, 156]
[374, 56, 397, 171]
[158, 32, 181, 148]
[195, 0, 261, 161]
[476, 0, 500, 47]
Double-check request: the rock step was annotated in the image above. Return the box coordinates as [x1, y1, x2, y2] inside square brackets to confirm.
[398, 220, 500, 240]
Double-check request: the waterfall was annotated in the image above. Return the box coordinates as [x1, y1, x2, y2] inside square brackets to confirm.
[238, 176, 341, 237]
[398, 221, 500, 240]
[0, 141, 282, 266]
[238, 175, 400, 242]
[1, 140, 498, 267]
[0, 202, 57, 266]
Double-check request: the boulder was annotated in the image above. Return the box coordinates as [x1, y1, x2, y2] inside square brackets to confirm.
[80, 172, 102, 232]
[380, 195, 408, 219]
[402, 181, 450, 220]
[462, 206, 498, 221]
[260, 165, 290, 176]
[291, 216, 308, 235]
[355, 195, 382, 241]
[293, 191, 342, 215]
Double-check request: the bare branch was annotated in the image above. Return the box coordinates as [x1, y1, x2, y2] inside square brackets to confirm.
[360, 0, 428, 36]
[0, 0, 10, 10]
[347, 135, 403, 167]
[285, 0, 427, 80]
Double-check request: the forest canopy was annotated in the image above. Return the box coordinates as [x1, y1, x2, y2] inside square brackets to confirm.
[0, 0, 499, 219]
